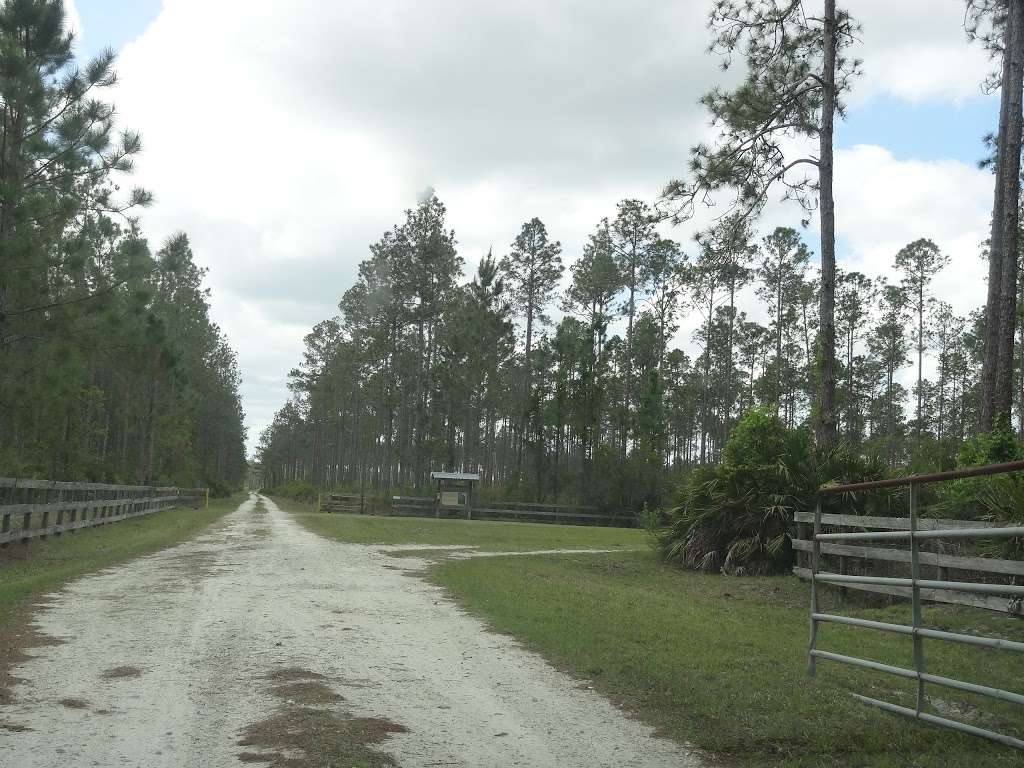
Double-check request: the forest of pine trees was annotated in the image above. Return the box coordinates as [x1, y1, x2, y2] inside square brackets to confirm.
[256, 194, 1009, 511]
[0, 1, 247, 491]
[258, 0, 1024, 513]
[3, 0, 1020, 513]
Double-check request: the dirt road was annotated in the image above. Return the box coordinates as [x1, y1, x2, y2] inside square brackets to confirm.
[0, 494, 703, 767]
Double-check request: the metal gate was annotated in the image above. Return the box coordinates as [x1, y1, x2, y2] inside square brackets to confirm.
[803, 460, 1024, 750]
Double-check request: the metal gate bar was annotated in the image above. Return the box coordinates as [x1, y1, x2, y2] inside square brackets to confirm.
[850, 694, 1024, 751]
[814, 572, 1024, 595]
[807, 461, 1024, 751]
[812, 612, 1024, 651]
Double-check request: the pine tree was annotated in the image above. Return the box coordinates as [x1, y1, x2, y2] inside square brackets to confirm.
[757, 227, 810, 416]
[499, 217, 563, 478]
[611, 199, 658, 455]
[662, 0, 861, 447]
[894, 238, 949, 439]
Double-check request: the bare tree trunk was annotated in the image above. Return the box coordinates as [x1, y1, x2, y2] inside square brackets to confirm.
[916, 289, 924, 438]
[982, 0, 1024, 430]
[517, 295, 534, 477]
[0, 102, 26, 348]
[724, 277, 737, 443]
[700, 287, 714, 464]
[996, 0, 1024, 424]
[623, 271, 636, 458]
[1018, 317, 1024, 438]
[816, 0, 838, 448]
[776, 265, 784, 415]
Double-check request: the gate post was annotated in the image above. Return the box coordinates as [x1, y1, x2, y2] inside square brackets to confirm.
[909, 481, 926, 713]
[808, 497, 822, 676]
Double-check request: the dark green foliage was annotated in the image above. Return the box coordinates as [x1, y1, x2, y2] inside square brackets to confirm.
[257, 0, 1011, 525]
[933, 426, 1024, 559]
[0, 1, 246, 489]
[658, 409, 887, 575]
[264, 481, 322, 505]
[657, 409, 811, 575]
[957, 422, 1024, 467]
[949, 474, 1024, 559]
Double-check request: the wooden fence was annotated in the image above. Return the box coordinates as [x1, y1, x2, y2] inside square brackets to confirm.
[319, 493, 364, 514]
[0, 478, 207, 546]
[387, 496, 434, 517]
[306, 490, 634, 527]
[381, 496, 632, 527]
[793, 510, 1024, 614]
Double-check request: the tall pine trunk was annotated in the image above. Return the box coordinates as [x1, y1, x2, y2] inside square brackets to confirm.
[996, 2, 1024, 423]
[776, 262, 784, 416]
[916, 286, 925, 438]
[517, 293, 534, 477]
[1019, 317, 1024, 437]
[816, 0, 838, 448]
[723, 277, 737, 444]
[699, 286, 715, 464]
[982, 0, 1024, 430]
[623, 269, 636, 458]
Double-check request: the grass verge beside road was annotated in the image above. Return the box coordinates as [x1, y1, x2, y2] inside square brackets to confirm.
[434, 552, 1024, 768]
[284, 502, 1024, 768]
[0, 492, 243, 701]
[279, 497, 647, 552]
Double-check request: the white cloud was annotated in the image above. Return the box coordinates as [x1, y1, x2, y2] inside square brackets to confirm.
[666, 144, 992, 392]
[63, 0, 82, 43]
[111, 0, 721, 451]
[852, 0, 992, 105]
[106, 0, 1000, 452]
[832, 144, 991, 316]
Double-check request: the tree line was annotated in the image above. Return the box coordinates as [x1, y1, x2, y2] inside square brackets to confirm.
[258, 0, 1024, 511]
[0, 0, 247, 492]
[256, 193, 1004, 509]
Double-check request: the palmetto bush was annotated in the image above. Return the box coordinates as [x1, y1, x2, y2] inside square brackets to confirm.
[657, 409, 884, 575]
[929, 425, 1024, 559]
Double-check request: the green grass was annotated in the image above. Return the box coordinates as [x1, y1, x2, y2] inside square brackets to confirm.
[278, 497, 647, 553]
[434, 553, 1024, 768]
[285, 502, 1024, 767]
[0, 493, 242, 623]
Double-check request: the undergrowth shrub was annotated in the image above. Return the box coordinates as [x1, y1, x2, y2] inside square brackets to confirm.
[931, 424, 1024, 558]
[264, 481, 320, 504]
[205, 480, 236, 498]
[656, 409, 884, 575]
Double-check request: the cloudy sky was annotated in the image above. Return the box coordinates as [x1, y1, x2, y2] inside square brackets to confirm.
[71, 1, 997, 454]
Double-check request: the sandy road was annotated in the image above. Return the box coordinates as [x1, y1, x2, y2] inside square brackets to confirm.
[0, 494, 703, 767]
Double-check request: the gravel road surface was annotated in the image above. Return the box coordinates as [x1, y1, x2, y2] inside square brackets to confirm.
[0, 494, 703, 767]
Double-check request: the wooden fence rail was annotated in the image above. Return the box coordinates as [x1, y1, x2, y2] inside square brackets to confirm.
[471, 506, 630, 526]
[305, 491, 634, 527]
[793, 509, 1024, 614]
[380, 496, 631, 527]
[0, 478, 206, 546]
[319, 493, 364, 514]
